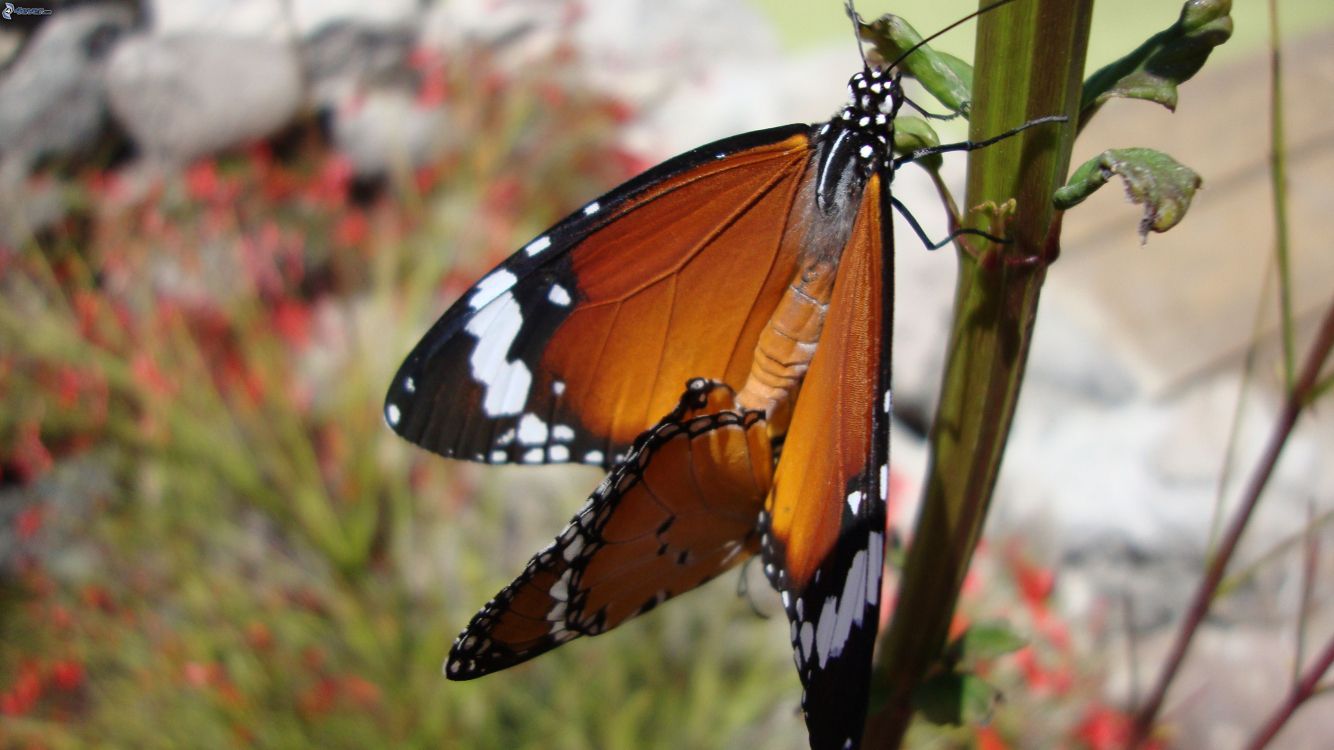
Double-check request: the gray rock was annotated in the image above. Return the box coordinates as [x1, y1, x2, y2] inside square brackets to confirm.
[105, 32, 303, 164]
[330, 85, 451, 179]
[0, 4, 134, 183]
[144, 0, 416, 41]
[300, 21, 415, 111]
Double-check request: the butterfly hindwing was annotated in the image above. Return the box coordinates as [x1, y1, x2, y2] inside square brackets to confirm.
[385, 127, 814, 470]
[760, 173, 890, 750]
[446, 379, 773, 679]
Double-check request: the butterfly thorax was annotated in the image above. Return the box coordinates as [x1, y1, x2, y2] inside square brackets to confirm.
[811, 67, 902, 217]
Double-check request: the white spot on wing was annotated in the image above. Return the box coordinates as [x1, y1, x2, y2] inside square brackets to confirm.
[859, 144, 873, 159]
[522, 447, 544, 463]
[814, 547, 871, 668]
[469, 269, 517, 310]
[547, 284, 571, 307]
[464, 293, 531, 416]
[883, 389, 892, 413]
[562, 536, 585, 562]
[385, 403, 401, 426]
[524, 235, 552, 256]
[547, 601, 566, 622]
[880, 464, 889, 501]
[846, 490, 864, 515]
[584, 450, 603, 464]
[490, 449, 506, 462]
[550, 572, 571, 600]
[518, 414, 549, 445]
[867, 531, 883, 605]
[552, 380, 566, 396]
[549, 444, 570, 462]
[404, 377, 415, 393]
[552, 425, 575, 442]
[799, 620, 814, 663]
[582, 201, 600, 216]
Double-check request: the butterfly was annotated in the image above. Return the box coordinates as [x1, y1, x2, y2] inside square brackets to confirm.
[385, 2, 1059, 747]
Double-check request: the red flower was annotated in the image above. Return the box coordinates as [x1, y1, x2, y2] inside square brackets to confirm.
[601, 98, 637, 125]
[410, 48, 449, 107]
[1074, 705, 1132, 750]
[184, 160, 238, 203]
[1007, 547, 1055, 615]
[1, 662, 43, 716]
[342, 675, 381, 709]
[333, 211, 370, 249]
[49, 660, 84, 692]
[245, 621, 273, 651]
[49, 604, 72, 630]
[15, 505, 43, 541]
[183, 661, 219, 688]
[272, 299, 312, 349]
[81, 585, 114, 613]
[976, 725, 1010, 750]
[10, 422, 53, 483]
[312, 156, 354, 207]
[131, 352, 177, 397]
[298, 677, 339, 717]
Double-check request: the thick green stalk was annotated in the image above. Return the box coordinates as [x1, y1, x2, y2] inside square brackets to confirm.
[867, 1, 1091, 745]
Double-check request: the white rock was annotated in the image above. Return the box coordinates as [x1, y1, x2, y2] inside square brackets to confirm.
[330, 86, 452, 179]
[0, 4, 134, 182]
[106, 33, 302, 164]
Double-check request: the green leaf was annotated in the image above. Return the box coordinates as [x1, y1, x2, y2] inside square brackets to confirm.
[892, 116, 943, 171]
[1080, 0, 1233, 122]
[858, 14, 972, 115]
[1054, 148, 1202, 241]
[946, 621, 1027, 665]
[912, 672, 1002, 727]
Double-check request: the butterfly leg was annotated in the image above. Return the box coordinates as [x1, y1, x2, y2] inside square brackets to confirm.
[889, 195, 1005, 250]
[901, 96, 962, 122]
[891, 114, 1067, 170]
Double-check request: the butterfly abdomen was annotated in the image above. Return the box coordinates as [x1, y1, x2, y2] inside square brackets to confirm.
[737, 261, 838, 420]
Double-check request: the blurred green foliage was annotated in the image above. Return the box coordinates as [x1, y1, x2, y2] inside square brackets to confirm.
[0, 42, 801, 750]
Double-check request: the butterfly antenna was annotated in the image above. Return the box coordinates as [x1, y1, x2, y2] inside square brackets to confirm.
[844, 0, 869, 71]
[888, 0, 1022, 70]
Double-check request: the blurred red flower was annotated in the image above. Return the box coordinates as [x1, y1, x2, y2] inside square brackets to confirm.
[49, 660, 85, 692]
[15, 505, 43, 541]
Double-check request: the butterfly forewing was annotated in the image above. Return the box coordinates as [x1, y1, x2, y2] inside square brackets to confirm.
[386, 128, 813, 469]
[761, 173, 890, 750]
[446, 379, 774, 679]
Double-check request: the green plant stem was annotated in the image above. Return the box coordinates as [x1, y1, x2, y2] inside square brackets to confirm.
[1128, 297, 1334, 747]
[1242, 634, 1334, 750]
[864, 1, 1091, 745]
[1267, 0, 1296, 391]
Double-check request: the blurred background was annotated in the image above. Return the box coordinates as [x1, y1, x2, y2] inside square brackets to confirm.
[0, 0, 1331, 747]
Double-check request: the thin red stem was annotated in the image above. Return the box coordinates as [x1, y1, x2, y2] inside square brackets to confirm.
[1127, 297, 1334, 747]
[1242, 635, 1334, 749]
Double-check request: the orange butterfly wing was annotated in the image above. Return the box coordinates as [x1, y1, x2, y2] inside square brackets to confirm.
[447, 380, 773, 679]
[761, 174, 890, 750]
[386, 129, 814, 469]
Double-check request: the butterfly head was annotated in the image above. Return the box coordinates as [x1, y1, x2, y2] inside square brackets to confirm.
[843, 67, 902, 125]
